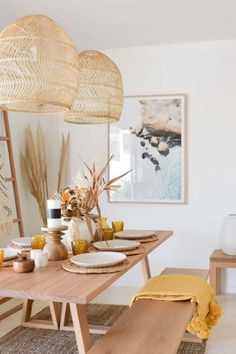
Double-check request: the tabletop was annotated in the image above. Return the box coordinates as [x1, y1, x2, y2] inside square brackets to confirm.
[0, 230, 173, 304]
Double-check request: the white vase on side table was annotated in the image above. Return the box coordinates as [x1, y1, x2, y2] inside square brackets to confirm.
[220, 214, 236, 255]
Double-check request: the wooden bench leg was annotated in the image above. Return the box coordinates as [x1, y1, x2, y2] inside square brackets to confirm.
[21, 299, 61, 330]
[182, 332, 203, 343]
[141, 256, 151, 281]
[69, 303, 91, 354]
[210, 263, 220, 295]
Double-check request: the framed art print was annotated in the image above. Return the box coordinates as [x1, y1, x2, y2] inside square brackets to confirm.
[109, 94, 186, 203]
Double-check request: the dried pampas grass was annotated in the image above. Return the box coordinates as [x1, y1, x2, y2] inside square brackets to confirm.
[21, 126, 69, 225]
[20, 125, 48, 225]
[57, 134, 69, 192]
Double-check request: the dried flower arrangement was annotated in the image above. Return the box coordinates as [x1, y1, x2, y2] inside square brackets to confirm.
[59, 156, 131, 240]
[20, 125, 69, 225]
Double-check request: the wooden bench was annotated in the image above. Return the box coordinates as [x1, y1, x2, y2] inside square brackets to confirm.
[88, 268, 209, 354]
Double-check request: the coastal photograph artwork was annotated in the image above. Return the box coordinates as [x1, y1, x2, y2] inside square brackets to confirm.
[109, 95, 186, 203]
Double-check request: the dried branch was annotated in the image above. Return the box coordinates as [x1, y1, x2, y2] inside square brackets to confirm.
[21, 126, 47, 225]
[57, 134, 69, 192]
[59, 156, 132, 220]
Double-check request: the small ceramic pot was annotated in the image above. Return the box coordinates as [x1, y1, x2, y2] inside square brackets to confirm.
[13, 254, 35, 273]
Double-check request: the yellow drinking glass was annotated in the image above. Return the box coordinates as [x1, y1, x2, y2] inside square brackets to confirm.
[102, 228, 114, 241]
[0, 249, 4, 268]
[31, 235, 46, 250]
[112, 221, 124, 233]
[71, 239, 89, 255]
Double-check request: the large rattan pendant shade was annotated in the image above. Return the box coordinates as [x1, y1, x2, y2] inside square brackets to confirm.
[64, 50, 123, 124]
[0, 15, 78, 113]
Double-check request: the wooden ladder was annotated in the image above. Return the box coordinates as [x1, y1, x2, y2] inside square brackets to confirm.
[0, 110, 24, 321]
[0, 110, 24, 237]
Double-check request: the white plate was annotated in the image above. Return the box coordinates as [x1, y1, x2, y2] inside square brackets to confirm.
[2, 248, 18, 261]
[70, 252, 126, 268]
[115, 230, 155, 239]
[11, 237, 32, 247]
[93, 240, 140, 251]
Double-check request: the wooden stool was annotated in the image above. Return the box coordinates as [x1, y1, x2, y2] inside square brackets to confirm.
[210, 249, 236, 295]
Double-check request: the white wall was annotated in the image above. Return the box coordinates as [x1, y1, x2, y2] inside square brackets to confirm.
[2, 39, 236, 293]
[63, 39, 236, 292]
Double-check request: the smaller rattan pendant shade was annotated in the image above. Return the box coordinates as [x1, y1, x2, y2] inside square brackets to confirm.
[0, 15, 78, 113]
[64, 50, 123, 124]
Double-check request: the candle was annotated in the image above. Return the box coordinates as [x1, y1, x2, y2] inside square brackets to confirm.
[30, 249, 42, 261]
[47, 199, 61, 228]
[31, 250, 48, 267]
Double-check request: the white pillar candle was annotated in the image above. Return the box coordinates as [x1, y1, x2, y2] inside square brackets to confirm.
[47, 199, 61, 228]
[30, 249, 42, 260]
[34, 252, 48, 267]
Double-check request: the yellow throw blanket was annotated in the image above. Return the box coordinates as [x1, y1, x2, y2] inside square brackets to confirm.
[130, 274, 221, 339]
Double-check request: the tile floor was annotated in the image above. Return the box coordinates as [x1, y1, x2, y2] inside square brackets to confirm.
[0, 287, 235, 354]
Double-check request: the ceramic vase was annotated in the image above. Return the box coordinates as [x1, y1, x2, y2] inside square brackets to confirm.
[220, 214, 236, 255]
[62, 217, 96, 251]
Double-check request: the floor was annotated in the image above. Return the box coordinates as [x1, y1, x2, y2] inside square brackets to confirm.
[0, 287, 235, 354]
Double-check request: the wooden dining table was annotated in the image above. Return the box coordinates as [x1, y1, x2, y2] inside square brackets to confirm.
[0, 230, 173, 354]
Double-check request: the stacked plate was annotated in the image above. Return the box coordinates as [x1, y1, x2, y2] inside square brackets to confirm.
[2, 248, 18, 261]
[93, 239, 140, 252]
[114, 230, 155, 240]
[70, 252, 127, 268]
[9, 237, 32, 252]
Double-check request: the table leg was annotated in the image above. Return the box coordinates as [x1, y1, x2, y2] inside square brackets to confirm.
[141, 255, 151, 281]
[21, 299, 61, 330]
[21, 299, 33, 322]
[69, 303, 91, 354]
[60, 302, 71, 330]
[215, 267, 220, 295]
[0, 298, 23, 321]
[210, 263, 220, 295]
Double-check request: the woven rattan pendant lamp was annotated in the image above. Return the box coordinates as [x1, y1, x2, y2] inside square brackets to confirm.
[64, 50, 123, 124]
[0, 15, 78, 113]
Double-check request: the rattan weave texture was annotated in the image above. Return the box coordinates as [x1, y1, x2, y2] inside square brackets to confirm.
[0, 15, 78, 113]
[62, 259, 129, 274]
[64, 50, 123, 124]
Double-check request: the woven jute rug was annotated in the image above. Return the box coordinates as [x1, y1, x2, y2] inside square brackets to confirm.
[0, 304, 207, 354]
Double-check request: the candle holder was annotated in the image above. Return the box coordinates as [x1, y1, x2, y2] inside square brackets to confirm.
[102, 228, 114, 241]
[71, 239, 89, 255]
[112, 221, 124, 232]
[31, 235, 46, 250]
[41, 225, 68, 261]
